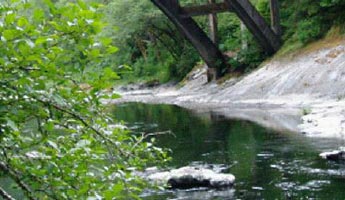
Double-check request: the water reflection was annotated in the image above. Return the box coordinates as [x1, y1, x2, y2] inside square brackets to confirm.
[113, 103, 345, 199]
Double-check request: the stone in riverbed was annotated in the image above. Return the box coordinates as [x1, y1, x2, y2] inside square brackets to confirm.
[147, 166, 235, 189]
[320, 150, 345, 161]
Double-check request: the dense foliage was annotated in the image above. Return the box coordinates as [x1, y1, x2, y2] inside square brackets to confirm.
[281, 0, 345, 42]
[0, 1, 167, 199]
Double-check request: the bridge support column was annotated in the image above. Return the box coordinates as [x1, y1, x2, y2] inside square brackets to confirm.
[151, 0, 227, 80]
[225, 0, 281, 54]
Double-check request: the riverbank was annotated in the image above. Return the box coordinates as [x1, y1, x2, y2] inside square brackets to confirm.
[109, 38, 345, 139]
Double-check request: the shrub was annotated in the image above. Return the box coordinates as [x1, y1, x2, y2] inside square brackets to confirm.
[296, 18, 323, 43]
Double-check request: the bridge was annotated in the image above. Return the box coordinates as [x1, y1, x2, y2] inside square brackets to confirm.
[150, 0, 282, 79]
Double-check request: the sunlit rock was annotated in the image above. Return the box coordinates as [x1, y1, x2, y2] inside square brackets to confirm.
[147, 166, 235, 189]
[320, 150, 345, 161]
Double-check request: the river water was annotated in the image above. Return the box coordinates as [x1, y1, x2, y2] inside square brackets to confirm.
[114, 103, 345, 200]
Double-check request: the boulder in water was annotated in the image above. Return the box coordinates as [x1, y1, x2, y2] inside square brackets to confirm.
[320, 150, 345, 161]
[147, 166, 235, 189]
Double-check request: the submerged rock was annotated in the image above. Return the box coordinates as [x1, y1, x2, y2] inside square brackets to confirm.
[320, 150, 345, 161]
[147, 166, 235, 189]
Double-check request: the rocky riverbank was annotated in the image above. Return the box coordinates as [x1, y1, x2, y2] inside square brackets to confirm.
[109, 38, 345, 139]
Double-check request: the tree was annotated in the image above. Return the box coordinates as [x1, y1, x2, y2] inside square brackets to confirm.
[0, 1, 167, 199]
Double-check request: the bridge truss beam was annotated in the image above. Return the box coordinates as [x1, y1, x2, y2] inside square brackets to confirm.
[151, 0, 227, 79]
[180, 2, 230, 18]
[151, 0, 282, 80]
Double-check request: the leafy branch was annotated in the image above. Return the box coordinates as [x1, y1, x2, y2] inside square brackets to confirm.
[0, 161, 36, 200]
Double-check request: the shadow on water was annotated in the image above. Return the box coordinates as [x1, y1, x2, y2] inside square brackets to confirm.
[113, 103, 345, 200]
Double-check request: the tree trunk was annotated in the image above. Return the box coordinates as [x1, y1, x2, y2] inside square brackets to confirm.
[270, 0, 282, 36]
[208, 0, 218, 45]
[240, 21, 248, 50]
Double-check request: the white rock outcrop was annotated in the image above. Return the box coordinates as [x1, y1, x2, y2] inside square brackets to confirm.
[147, 166, 235, 189]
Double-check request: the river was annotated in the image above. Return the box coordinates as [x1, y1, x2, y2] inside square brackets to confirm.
[114, 103, 345, 200]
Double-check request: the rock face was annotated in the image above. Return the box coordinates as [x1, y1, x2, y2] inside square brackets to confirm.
[320, 150, 345, 161]
[147, 166, 235, 189]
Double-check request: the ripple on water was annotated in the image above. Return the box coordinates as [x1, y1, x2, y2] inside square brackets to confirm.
[300, 167, 345, 177]
[276, 180, 331, 192]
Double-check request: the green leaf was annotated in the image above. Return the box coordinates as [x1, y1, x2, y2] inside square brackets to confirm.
[77, 0, 88, 9]
[43, 0, 57, 13]
[111, 93, 121, 99]
[33, 9, 44, 22]
[103, 67, 120, 79]
[5, 13, 16, 25]
[104, 183, 124, 200]
[80, 10, 94, 18]
[3, 29, 18, 40]
[100, 38, 112, 46]
[44, 122, 55, 132]
[89, 49, 100, 58]
[27, 55, 43, 64]
[106, 46, 119, 54]
[18, 42, 31, 56]
[35, 37, 47, 45]
[17, 17, 28, 27]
